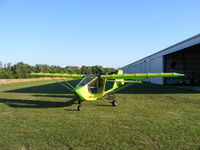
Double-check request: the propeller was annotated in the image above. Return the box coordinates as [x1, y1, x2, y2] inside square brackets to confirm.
[94, 66, 117, 75]
[94, 66, 103, 74]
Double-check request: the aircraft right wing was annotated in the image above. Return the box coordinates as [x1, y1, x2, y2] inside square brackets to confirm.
[101, 72, 184, 79]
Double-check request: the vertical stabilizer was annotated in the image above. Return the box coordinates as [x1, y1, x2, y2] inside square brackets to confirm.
[113, 70, 125, 88]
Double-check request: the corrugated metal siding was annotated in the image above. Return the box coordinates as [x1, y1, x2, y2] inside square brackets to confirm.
[121, 34, 200, 85]
[149, 57, 164, 84]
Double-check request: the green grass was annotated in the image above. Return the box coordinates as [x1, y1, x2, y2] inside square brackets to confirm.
[0, 80, 200, 150]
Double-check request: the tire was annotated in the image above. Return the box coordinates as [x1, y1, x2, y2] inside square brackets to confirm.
[77, 106, 82, 111]
[112, 101, 117, 106]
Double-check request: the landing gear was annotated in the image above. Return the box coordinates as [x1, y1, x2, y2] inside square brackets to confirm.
[77, 105, 82, 111]
[77, 100, 83, 111]
[112, 100, 117, 106]
[78, 100, 81, 104]
[72, 96, 83, 111]
[106, 93, 117, 106]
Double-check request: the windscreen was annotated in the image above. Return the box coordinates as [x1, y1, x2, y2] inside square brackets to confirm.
[78, 75, 95, 86]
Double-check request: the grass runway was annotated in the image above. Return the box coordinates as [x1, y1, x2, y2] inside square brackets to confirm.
[0, 80, 200, 150]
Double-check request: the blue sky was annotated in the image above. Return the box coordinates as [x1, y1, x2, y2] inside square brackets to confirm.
[0, 0, 200, 68]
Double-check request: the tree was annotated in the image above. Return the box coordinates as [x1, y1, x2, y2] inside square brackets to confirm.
[0, 63, 14, 78]
[0, 62, 116, 79]
[0, 61, 2, 68]
[11, 62, 33, 78]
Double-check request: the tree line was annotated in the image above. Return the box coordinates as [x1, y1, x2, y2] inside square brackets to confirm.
[0, 62, 116, 79]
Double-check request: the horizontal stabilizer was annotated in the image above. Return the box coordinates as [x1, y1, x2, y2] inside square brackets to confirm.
[107, 80, 142, 83]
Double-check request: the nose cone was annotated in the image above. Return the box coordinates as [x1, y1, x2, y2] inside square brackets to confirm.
[73, 86, 85, 100]
[74, 86, 82, 95]
[173, 73, 185, 77]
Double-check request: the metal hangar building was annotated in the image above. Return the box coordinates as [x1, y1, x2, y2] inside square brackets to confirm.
[121, 34, 200, 85]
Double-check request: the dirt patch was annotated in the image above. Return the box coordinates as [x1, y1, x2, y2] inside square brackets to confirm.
[0, 78, 53, 84]
[21, 145, 30, 150]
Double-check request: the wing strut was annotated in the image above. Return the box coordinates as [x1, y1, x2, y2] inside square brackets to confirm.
[59, 77, 75, 89]
[108, 82, 139, 94]
[50, 77, 73, 92]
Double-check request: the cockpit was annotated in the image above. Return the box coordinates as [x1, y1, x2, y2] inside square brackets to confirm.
[77, 75, 103, 94]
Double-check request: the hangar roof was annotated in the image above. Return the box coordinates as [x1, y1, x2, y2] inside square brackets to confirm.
[123, 33, 200, 68]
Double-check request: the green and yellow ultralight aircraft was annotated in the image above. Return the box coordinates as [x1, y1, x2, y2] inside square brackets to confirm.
[30, 70, 184, 111]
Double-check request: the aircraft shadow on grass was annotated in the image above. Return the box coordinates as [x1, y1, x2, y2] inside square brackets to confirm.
[5, 80, 80, 94]
[32, 94, 73, 98]
[5, 80, 198, 95]
[1, 80, 81, 108]
[1, 80, 198, 109]
[0, 97, 77, 108]
[116, 83, 199, 94]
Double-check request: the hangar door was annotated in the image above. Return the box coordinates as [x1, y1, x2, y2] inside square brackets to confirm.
[164, 43, 200, 85]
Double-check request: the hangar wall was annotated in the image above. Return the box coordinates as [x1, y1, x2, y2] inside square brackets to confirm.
[122, 56, 164, 84]
[164, 44, 200, 85]
[121, 34, 200, 85]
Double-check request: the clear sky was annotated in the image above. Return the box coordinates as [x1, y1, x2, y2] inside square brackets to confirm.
[0, 0, 200, 68]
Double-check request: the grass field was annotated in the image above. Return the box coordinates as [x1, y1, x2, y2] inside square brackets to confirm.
[0, 80, 200, 150]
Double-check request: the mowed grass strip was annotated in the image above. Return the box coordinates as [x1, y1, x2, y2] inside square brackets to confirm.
[0, 80, 200, 150]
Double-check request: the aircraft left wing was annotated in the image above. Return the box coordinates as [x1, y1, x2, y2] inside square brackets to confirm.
[101, 72, 184, 79]
[30, 73, 84, 79]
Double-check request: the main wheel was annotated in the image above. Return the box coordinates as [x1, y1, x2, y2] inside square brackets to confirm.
[77, 105, 82, 111]
[112, 100, 117, 106]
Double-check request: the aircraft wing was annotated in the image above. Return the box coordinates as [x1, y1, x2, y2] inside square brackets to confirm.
[30, 73, 84, 79]
[101, 72, 184, 79]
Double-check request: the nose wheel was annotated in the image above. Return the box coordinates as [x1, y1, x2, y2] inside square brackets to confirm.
[72, 96, 83, 111]
[77, 100, 83, 111]
[112, 100, 117, 106]
[77, 105, 82, 111]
